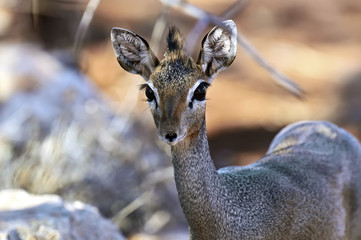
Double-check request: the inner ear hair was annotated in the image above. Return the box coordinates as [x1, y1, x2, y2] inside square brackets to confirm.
[111, 28, 159, 80]
[198, 20, 237, 80]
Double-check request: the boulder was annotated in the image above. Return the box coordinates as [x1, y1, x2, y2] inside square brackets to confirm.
[0, 189, 125, 240]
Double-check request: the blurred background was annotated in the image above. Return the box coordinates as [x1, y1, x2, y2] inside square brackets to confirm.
[0, 0, 360, 239]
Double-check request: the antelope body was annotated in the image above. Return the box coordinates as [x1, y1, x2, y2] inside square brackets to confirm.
[111, 20, 361, 239]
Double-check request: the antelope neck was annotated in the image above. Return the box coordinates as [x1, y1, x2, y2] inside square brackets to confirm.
[171, 119, 231, 235]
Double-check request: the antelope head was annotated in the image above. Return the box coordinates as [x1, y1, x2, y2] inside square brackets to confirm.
[111, 20, 237, 145]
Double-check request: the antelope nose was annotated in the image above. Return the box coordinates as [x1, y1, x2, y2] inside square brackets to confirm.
[165, 132, 178, 142]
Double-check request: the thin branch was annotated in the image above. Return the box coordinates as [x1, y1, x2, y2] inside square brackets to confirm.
[236, 32, 305, 98]
[73, 0, 101, 56]
[185, 19, 209, 54]
[222, 0, 250, 19]
[159, 0, 207, 19]
[158, 0, 304, 98]
[185, 0, 250, 53]
[150, 5, 170, 56]
[31, 0, 39, 29]
[112, 190, 153, 225]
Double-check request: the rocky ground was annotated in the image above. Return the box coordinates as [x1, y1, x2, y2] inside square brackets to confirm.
[0, 189, 125, 240]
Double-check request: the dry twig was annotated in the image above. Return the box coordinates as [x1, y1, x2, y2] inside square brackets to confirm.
[150, 5, 170, 56]
[73, 0, 101, 56]
[158, 0, 304, 98]
[185, 0, 250, 53]
[112, 190, 154, 225]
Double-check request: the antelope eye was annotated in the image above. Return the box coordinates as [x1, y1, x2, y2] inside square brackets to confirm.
[192, 82, 209, 102]
[145, 85, 155, 102]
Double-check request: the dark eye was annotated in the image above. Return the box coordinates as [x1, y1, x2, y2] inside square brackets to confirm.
[192, 82, 209, 102]
[145, 85, 155, 102]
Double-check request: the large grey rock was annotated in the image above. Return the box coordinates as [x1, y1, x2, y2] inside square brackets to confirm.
[0, 189, 125, 240]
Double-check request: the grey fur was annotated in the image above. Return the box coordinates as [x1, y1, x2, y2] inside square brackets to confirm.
[111, 20, 361, 239]
[173, 120, 361, 239]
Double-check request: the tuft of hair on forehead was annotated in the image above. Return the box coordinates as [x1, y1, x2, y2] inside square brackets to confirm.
[167, 26, 183, 51]
[166, 26, 186, 61]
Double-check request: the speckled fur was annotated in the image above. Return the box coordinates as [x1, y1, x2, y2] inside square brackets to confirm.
[174, 120, 361, 240]
[111, 21, 361, 240]
[169, 120, 361, 240]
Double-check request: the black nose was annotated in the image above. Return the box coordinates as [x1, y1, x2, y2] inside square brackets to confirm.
[165, 133, 178, 142]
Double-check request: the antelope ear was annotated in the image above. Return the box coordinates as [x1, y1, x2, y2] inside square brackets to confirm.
[198, 20, 237, 82]
[111, 27, 159, 80]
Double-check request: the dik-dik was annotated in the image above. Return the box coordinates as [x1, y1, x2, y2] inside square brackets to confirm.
[111, 20, 361, 239]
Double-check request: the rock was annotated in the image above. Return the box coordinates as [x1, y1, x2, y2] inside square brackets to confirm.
[0, 189, 125, 240]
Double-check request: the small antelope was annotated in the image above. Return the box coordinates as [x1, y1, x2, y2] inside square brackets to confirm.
[111, 20, 361, 239]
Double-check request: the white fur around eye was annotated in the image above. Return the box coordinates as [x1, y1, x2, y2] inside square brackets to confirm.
[187, 79, 207, 109]
[146, 82, 159, 109]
